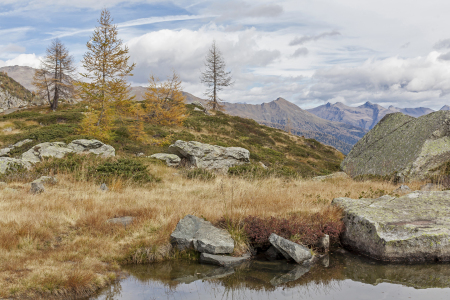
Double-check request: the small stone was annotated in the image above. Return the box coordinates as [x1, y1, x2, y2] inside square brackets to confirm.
[32, 176, 57, 185]
[136, 152, 145, 157]
[194, 107, 203, 112]
[259, 162, 268, 169]
[317, 234, 330, 252]
[393, 184, 412, 194]
[30, 182, 44, 194]
[99, 183, 108, 192]
[107, 216, 134, 227]
[200, 253, 251, 267]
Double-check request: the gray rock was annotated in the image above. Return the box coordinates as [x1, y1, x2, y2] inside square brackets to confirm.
[332, 191, 450, 262]
[321, 254, 330, 267]
[312, 172, 350, 181]
[0, 157, 31, 174]
[150, 153, 181, 167]
[168, 140, 250, 172]
[0, 147, 12, 157]
[32, 176, 57, 185]
[136, 152, 145, 157]
[67, 139, 115, 157]
[341, 111, 450, 181]
[270, 265, 310, 286]
[194, 107, 203, 112]
[170, 215, 235, 254]
[268, 233, 312, 264]
[194, 225, 235, 254]
[259, 162, 268, 169]
[393, 184, 412, 194]
[99, 183, 108, 192]
[317, 234, 330, 252]
[30, 182, 44, 194]
[200, 253, 251, 267]
[12, 139, 33, 148]
[2, 127, 13, 132]
[21, 142, 75, 163]
[192, 101, 205, 109]
[202, 267, 235, 280]
[107, 216, 134, 227]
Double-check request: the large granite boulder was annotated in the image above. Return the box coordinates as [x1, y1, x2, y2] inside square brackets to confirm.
[150, 153, 181, 167]
[170, 215, 235, 254]
[21, 139, 115, 163]
[268, 233, 312, 264]
[332, 191, 450, 262]
[168, 140, 250, 172]
[341, 111, 450, 181]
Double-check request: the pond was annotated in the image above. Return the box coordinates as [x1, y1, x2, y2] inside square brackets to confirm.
[88, 251, 450, 300]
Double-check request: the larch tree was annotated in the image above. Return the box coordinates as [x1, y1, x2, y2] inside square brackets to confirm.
[77, 9, 137, 141]
[32, 39, 75, 111]
[142, 71, 187, 126]
[200, 40, 233, 111]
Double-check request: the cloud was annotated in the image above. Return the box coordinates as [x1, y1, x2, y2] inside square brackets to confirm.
[438, 52, 450, 60]
[214, 2, 284, 21]
[400, 42, 410, 49]
[0, 53, 41, 68]
[434, 38, 450, 49]
[289, 31, 341, 46]
[0, 44, 26, 53]
[302, 51, 450, 109]
[292, 47, 308, 57]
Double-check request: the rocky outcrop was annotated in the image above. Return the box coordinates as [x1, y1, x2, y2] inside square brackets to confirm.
[341, 111, 450, 181]
[150, 153, 181, 167]
[0, 157, 31, 174]
[332, 191, 450, 262]
[268, 233, 312, 264]
[168, 140, 250, 172]
[170, 215, 235, 254]
[21, 139, 115, 164]
[0, 139, 33, 157]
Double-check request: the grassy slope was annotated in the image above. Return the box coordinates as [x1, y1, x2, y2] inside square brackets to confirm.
[0, 103, 344, 178]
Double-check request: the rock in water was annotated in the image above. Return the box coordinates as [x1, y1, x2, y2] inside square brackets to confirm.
[270, 265, 310, 286]
[150, 153, 181, 167]
[170, 215, 234, 254]
[168, 140, 250, 172]
[332, 191, 450, 262]
[30, 182, 44, 194]
[200, 253, 251, 267]
[268, 233, 312, 264]
[341, 111, 450, 181]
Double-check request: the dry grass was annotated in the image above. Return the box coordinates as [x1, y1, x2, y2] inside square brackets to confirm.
[0, 165, 427, 299]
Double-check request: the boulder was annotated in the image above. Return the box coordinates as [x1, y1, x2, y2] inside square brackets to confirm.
[30, 182, 44, 194]
[67, 139, 115, 157]
[0, 157, 31, 174]
[341, 111, 450, 181]
[268, 233, 312, 264]
[393, 184, 412, 194]
[265, 246, 282, 261]
[269, 265, 310, 286]
[0, 147, 11, 157]
[150, 153, 181, 167]
[32, 176, 57, 185]
[312, 172, 350, 181]
[170, 215, 234, 254]
[200, 253, 251, 267]
[332, 191, 450, 262]
[107, 216, 134, 227]
[0, 139, 33, 157]
[168, 140, 250, 172]
[12, 139, 33, 148]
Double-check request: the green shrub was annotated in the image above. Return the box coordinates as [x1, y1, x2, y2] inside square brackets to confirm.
[93, 158, 157, 184]
[0, 111, 41, 120]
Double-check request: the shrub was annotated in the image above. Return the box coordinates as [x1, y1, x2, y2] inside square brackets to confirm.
[93, 158, 157, 184]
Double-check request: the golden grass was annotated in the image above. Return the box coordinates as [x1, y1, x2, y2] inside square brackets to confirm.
[0, 166, 428, 299]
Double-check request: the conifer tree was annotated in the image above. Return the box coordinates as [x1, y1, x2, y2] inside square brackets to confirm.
[200, 40, 233, 111]
[77, 9, 137, 141]
[142, 71, 187, 126]
[32, 39, 75, 111]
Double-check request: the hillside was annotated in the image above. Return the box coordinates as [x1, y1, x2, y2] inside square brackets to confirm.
[0, 65, 36, 92]
[0, 71, 36, 111]
[0, 103, 344, 178]
[307, 101, 435, 130]
[224, 98, 367, 154]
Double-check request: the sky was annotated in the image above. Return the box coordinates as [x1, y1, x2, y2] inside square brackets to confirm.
[1, 0, 450, 110]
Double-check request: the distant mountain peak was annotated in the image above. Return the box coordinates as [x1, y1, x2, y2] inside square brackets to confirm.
[440, 105, 450, 111]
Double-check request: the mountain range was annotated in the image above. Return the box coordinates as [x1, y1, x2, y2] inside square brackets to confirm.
[1, 65, 446, 155]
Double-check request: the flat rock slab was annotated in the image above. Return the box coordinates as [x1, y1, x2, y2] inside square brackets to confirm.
[107, 216, 134, 226]
[200, 253, 251, 267]
[332, 191, 450, 262]
[171, 215, 234, 254]
[269, 233, 312, 264]
[150, 153, 181, 167]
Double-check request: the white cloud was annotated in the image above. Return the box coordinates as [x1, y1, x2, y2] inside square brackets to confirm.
[289, 31, 341, 46]
[0, 53, 41, 68]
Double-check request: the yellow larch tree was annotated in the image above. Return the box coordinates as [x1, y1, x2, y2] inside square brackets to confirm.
[76, 9, 140, 141]
[142, 71, 188, 126]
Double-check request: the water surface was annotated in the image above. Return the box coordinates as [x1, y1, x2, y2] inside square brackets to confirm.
[89, 252, 450, 300]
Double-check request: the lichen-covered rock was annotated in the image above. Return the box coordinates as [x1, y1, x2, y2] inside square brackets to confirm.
[170, 215, 234, 254]
[0, 157, 31, 174]
[332, 191, 450, 262]
[67, 139, 115, 157]
[0, 139, 33, 157]
[150, 153, 181, 167]
[341, 111, 450, 181]
[269, 233, 312, 264]
[168, 140, 250, 172]
[30, 182, 44, 194]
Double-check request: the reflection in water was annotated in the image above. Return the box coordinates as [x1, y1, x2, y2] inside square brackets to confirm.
[88, 253, 450, 300]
